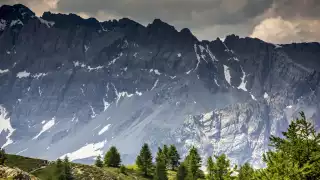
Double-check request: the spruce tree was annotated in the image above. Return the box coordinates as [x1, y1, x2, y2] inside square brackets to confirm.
[136, 143, 153, 176]
[237, 162, 254, 180]
[256, 112, 320, 180]
[55, 158, 66, 180]
[168, 144, 180, 170]
[206, 156, 214, 180]
[176, 162, 188, 180]
[162, 145, 169, 168]
[212, 154, 234, 180]
[104, 146, 121, 167]
[185, 146, 201, 180]
[0, 148, 6, 165]
[64, 156, 73, 180]
[95, 155, 103, 168]
[154, 149, 168, 180]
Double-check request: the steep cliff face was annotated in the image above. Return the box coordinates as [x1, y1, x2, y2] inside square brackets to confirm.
[0, 4, 320, 166]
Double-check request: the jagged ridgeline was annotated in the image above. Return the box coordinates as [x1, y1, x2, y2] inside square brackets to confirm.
[1, 112, 319, 179]
[1, 3, 320, 169]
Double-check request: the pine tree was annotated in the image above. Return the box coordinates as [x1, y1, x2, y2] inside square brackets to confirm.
[136, 143, 153, 176]
[95, 155, 103, 168]
[258, 112, 320, 180]
[64, 156, 73, 180]
[168, 144, 180, 170]
[153, 149, 168, 180]
[212, 154, 234, 180]
[176, 162, 188, 180]
[0, 148, 6, 165]
[55, 158, 66, 180]
[206, 156, 214, 180]
[237, 162, 254, 180]
[104, 146, 121, 167]
[156, 147, 163, 162]
[184, 146, 201, 180]
[119, 165, 127, 174]
[162, 145, 169, 168]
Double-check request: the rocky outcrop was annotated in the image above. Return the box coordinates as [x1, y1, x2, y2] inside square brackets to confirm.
[0, 165, 38, 180]
[0, 4, 320, 167]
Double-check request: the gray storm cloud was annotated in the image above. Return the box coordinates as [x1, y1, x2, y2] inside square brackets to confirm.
[0, 0, 320, 43]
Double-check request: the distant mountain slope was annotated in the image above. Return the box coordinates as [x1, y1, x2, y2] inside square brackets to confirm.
[1, 4, 320, 168]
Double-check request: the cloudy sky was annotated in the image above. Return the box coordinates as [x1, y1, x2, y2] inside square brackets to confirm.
[1, 0, 320, 44]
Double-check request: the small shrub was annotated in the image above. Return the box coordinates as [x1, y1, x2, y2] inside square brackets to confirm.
[119, 165, 126, 174]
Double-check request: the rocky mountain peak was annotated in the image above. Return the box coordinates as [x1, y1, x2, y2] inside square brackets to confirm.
[41, 12, 100, 29]
[0, 4, 35, 32]
[0, 4, 35, 19]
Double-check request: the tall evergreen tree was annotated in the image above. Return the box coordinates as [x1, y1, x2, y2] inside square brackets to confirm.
[95, 155, 103, 168]
[55, 158, 66, 180]
[168, 144, 180, 170]
[153, 148, 168, 180]
[206, 156, 214, 180]
[185, 146, 201, 180]
[237, 162, 254, 180]
[156, 147, 163, 162]
[136, 143, 153, 176]
[63, 156, 73, 180]
[176, 162, 188, 180]
[104, 146, 121, 167]
[162, 145, 169, 168]
[0, 148, 6, 165]
[256, 112, 320, 180]
[212, 154, 234, 180]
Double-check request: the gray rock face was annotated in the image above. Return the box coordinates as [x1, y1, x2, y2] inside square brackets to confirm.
[1, 4, 320, 167]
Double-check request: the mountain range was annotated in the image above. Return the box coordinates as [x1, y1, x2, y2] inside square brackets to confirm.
[1, 4, 320, 168]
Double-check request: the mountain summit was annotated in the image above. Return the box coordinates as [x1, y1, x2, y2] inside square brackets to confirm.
[1, 4, 320, 167]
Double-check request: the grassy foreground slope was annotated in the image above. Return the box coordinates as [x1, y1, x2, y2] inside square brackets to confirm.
[4, 154, 177, 180]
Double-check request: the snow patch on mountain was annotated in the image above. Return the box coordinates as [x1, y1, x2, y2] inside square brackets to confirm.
[98, 124, 111, 135]
[0, 105, 15, 148]
[250, 93, 257, 101]
[33, 117, 55, 140]
[214, 79, 220, 87]
[206, 45, 218, 62]
[0, 19, 6, 31]
[223, 65, 231, 85]
[194, 44, 201, 70]
[237, 67, 247, 91]
[108, 52, 123, 66]
[186, 70, 192, 74]
[60, 140, 107, 161]
[151, 79, 159, 90]
[0, 69, 9, 74]
[264, 92, 269, 99]
[135, 91, 142, 96]
[103, 99, 110, 111]
[37, 17, 55, 28]
[84, 45, 89, 52]
[90, 105, 97, 118]
[10, 19, 23, 27]
[16, 71, 30, 78]
[73, 61, 103, 71]
[33, 73, 48, 79]
[16, 148, 28, 155]
[38, 87, 43, 96]
[150, 69, 161, 75]
[87, 66, 103, 71]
